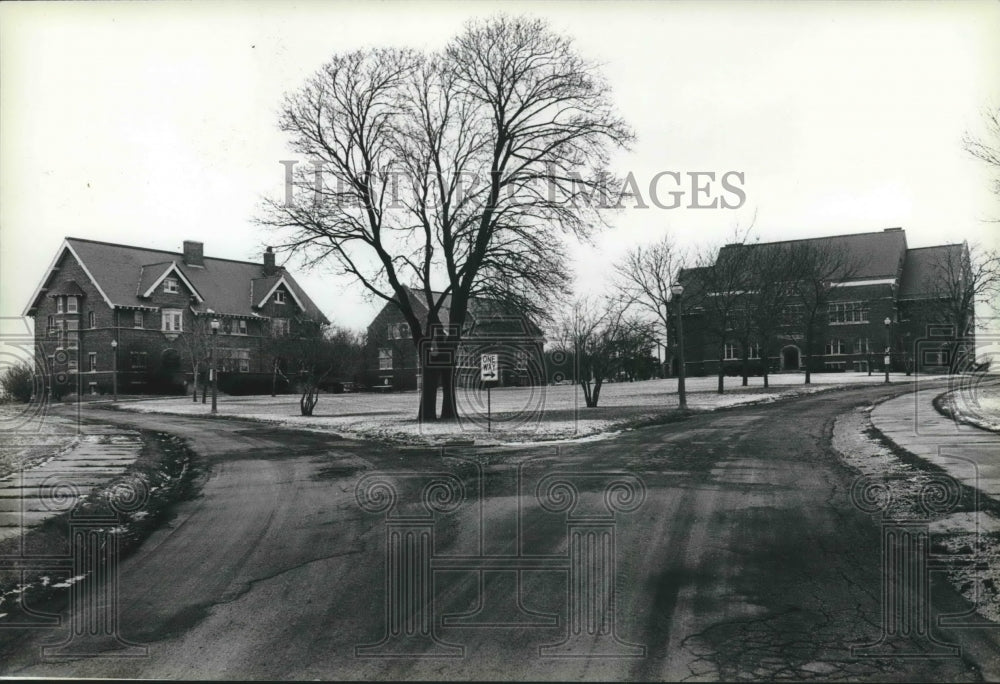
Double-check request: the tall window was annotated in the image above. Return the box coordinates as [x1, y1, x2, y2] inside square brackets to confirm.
[66, 320, 79, 349]
[379, 348, 393, 370]
[47, 315, 54, 335]
[56, 297, 64, 314]
[163, 277, 179, 294]
[134, 311, 144, 328]
[824, 338, 846, 355]
[161, 309, 183, 332]
[88, 352, 97, 372]
[66, 296, 78, 314]
[748, 343, 761, 360]
[88, 311, 96, 328]
[235, 349, 250, 373]
[723, 343, 739, 360]
[829, 301, 869, 324]
[854, 338, 871, 355]
[272, 318, 290, 336]
[236, 319, 248, 335]
[130, 351, 147, 370]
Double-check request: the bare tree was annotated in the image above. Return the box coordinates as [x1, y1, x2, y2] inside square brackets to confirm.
[910, 243, 1000, 370]
[613, 235, 685, 373]
[176, 310, 212, 403]
[786, 241, 863, 384]
[964, 107, 1000, 203]
[280, 324, 365, 416]
[688, 227, 756, 394]
[552, 297, 655, 408]
[743, 244, 799, 388]
[260, 16, 633, 423]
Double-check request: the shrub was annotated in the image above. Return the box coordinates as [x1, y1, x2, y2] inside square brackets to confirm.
[0, 361, 34, 402]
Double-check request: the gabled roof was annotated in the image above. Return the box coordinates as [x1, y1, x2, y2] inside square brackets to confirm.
[138, 261, 204, 302]
[715, 228, 907, 281]
[374, 286, 545, 339]
[898, 244, 965, 299]
[24, 237, 328, 323]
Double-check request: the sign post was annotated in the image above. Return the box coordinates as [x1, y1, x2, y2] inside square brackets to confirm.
[481, 353, 499, 432]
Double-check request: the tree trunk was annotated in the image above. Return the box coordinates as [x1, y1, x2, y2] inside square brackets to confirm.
[300, 384, 319, 416]
[417, 363, 438, 422]
[741, 351, 749, 387]
[272, 360, 278, 397]
[439, 361, 457, 421]
[717, 352, 725, 394]
[581, 379, 594, 408]
[192, 367, 199, 402]
[591, 379, 603, 407]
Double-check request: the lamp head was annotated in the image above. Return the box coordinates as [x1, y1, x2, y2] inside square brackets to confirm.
[884, 317, 891, 326]
[111, 339, 117, 349]
[211, 319, 220, 333]
[670, 283, 684, 297]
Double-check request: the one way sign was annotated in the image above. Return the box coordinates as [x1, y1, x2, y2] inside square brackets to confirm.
[481, 353, 499, 381]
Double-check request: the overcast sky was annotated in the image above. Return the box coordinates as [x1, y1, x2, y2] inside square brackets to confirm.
[2, 0, 998, 334]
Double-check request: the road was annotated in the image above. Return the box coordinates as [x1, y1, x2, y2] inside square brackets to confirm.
[0, 385, 993, 680]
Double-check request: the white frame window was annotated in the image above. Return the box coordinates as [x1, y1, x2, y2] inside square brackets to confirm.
[236, 319, 248, 335]
[88, 311, 96, 328]
[379, 348, 393, 370]
[163, 277, 179, 294]
[134, 311, 144, 328]
[56, 297, 64, 314]
[748, 343, 761, 360]
[828, 301, 869, 325]
[66, 296, 78, 314]
[161, 308, 183, 332]
[723, 343, 739, 360]
[824, 338, 846, 356]
[88, 352, 97, 372]
[854, 337, 871, 355]
[274, 290, 286, 304]
[272, 318, 290, 336]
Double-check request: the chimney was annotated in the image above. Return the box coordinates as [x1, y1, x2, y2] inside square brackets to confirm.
[883, 227, 902, 232]
[263, 246, 278, 276]
[183, 240, 204, 267]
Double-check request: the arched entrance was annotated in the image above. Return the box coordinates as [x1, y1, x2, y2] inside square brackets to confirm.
[781, 345, 801, 371]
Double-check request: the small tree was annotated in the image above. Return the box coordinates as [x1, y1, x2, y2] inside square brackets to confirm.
[553, 298, 655, 408]
[282, 324, 364, 416]
[0, 361, 34, 403]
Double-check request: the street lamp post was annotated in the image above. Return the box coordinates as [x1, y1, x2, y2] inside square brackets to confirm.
[210, 317, 220, 414]
[883, 316, 891, 384]
[670, 283, 687, 410]
[110, 339, 118, 401]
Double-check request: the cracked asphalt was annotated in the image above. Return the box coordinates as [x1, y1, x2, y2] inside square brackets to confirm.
[0, 384, 995, 680]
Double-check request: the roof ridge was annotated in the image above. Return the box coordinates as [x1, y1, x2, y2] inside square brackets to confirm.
[905, 244, 963, 251]
[66, 236, 265, 267]
[721, 228, 906, 250]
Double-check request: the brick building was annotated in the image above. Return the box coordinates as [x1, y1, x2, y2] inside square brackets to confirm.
[23, 238, 328, 396]
[670, 228, 972, 377]
[366, 287, 546, 391]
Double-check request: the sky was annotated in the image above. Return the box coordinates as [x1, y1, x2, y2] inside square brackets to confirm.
[2, 0, 999, 335]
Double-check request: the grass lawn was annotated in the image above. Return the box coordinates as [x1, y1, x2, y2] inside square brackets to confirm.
[115, 371, 931, 445]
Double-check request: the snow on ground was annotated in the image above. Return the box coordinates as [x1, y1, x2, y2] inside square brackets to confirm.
[116, 372, 926, 446]
[940, 379, 1000, 432]
[0, 403, 80, 476]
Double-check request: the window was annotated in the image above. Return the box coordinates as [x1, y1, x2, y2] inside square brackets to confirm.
[828, 301, 869, 324]
[274, 290, 286, 304]
[854, 338, 871, 355]
[88, 311, 95, 328]
[46, 315, 55, 336]
[272, 318, 290, 337]
[88, 352, 97, 372]
[779, 303, 803, 326]
[824, 338, 846, 355]
[236, 319, 248, 335]
[854, 360, 869, 372]
[56, 297, 64, 314]
[161, 309, 183, 332]
[66, 296, 78, 314]
[824, 361, 847, 371]
[67, 355, 78, 373]
[134, 311, 144, 328]
[47, 355, 55, 370]
[130, 351, 147, 370]
[748, 343, 761, 360]
[379, 348, 393, 370]
[723, 343, 739, 360]
[66, 320, 79, 349]
[235, 349, 250, 373]
[163, 277, 179, 294]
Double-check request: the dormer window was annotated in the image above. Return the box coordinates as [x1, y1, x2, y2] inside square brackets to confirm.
[164, 277, 179, 294]
[274, 290, 286, 304]
[66, 296, 78, 314]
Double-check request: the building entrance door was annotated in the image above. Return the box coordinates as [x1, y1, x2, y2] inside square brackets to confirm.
[781, 346, 800, 371]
